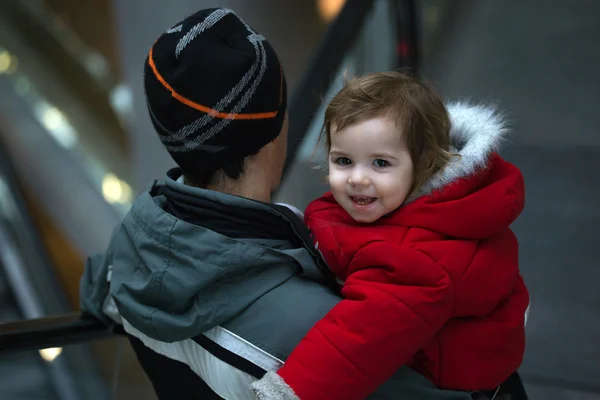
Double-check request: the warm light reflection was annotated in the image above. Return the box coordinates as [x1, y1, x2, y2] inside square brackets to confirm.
[110, 83, 134, 121]
[42, 107, 66, 131]
[37, 105, 77, 149]
[0, 50, 14, 74]
[317, 0, 346, 22]
[39, 347, 63, 362]
[102, 173, 133, 204]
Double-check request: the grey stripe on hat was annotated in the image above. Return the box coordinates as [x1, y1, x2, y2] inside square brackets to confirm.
[189, 33, 268, 148]
[163, 8, 261, 149]
[147, 97, 228, 153]
[163, 26, 263, 145]
[156, 8, 274, 153]
[175, 8, 233, 58]
[164, 33, 267, 151]
[166, 24, 183, 34]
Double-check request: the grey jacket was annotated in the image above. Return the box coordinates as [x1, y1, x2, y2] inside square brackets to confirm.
[80, 171, 471, 399]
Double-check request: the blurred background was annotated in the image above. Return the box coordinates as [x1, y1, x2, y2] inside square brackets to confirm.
[0, 0, 598, 399]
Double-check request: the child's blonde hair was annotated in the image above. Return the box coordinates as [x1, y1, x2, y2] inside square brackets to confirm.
[322, 71, 454, 196]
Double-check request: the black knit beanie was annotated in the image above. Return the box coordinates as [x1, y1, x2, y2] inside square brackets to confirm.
[144, 8, 287, 178]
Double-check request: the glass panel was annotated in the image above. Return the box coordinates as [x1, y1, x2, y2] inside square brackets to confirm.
[0, 0, 133, 217]
[54, 337, 157, 400]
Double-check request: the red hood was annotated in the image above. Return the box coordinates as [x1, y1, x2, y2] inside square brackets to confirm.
[306, 103, 525, 240]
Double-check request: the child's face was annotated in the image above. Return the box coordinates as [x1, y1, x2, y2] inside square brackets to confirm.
[328, 116, 414, 223]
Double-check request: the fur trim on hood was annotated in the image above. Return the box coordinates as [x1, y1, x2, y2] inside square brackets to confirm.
[409, 102, 508, 202]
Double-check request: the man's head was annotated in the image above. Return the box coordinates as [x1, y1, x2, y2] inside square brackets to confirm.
[144, 8, 288, 193]
[323, 71, 453, 222]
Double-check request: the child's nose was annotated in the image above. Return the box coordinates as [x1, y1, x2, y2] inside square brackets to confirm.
[348, 168, 371, 186]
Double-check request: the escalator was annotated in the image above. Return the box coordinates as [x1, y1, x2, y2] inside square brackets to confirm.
[0, 138, 114, 400]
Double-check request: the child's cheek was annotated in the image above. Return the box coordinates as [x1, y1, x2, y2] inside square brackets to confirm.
[328, 169, 348, 196]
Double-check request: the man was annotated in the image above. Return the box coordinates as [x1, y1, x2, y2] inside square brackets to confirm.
[80, 8, 473, 400]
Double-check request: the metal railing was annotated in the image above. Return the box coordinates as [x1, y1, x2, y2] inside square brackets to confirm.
[0, 313, 120, 354]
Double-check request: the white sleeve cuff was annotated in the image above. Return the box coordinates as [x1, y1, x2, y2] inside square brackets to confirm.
[251, 372, 300, 400]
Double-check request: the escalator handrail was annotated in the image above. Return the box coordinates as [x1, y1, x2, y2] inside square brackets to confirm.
[0, 313, 120, 353]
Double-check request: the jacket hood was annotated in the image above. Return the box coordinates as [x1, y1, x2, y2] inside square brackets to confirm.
[308, 102, 525, 240]
[409, 102, 509, 201]
[103, 175, 323, 342]
[399, 102, 525, 239]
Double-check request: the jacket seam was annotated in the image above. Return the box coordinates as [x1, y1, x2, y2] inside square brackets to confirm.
[459, 241, 480, 282]
[402, 229, 467, 288]
[149, 218, 178, 341]
[130, 207, 169, 244]
[393, 244, 454, 384]
[405, 242, 465, 385]
[327, 224, 350, 266]
[128, 209, 157, 335]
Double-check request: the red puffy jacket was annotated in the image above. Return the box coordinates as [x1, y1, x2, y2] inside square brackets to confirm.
[276, 104, 529, 400]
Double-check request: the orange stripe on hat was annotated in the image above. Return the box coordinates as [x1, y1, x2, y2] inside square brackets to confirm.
[147, 46, 278, 120]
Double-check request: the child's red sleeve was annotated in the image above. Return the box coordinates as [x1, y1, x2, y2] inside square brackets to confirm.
[273, 242, 454, 400]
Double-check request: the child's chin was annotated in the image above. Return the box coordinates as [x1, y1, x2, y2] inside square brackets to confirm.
[348, 211, 379, 224]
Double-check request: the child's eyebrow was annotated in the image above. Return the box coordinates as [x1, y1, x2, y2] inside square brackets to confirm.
[371, 152, 398, 160]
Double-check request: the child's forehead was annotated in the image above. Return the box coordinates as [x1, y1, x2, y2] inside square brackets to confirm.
[332, 116, 402, 138]
[330, 116, 406, 150]
[332, 110, 404, 130]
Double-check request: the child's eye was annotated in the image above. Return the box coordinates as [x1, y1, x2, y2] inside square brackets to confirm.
[334, 157, 352, 166]
[373, 159, 390, 168]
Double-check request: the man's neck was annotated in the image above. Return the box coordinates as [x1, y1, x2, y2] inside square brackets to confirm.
[206, 178, 272, 203]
